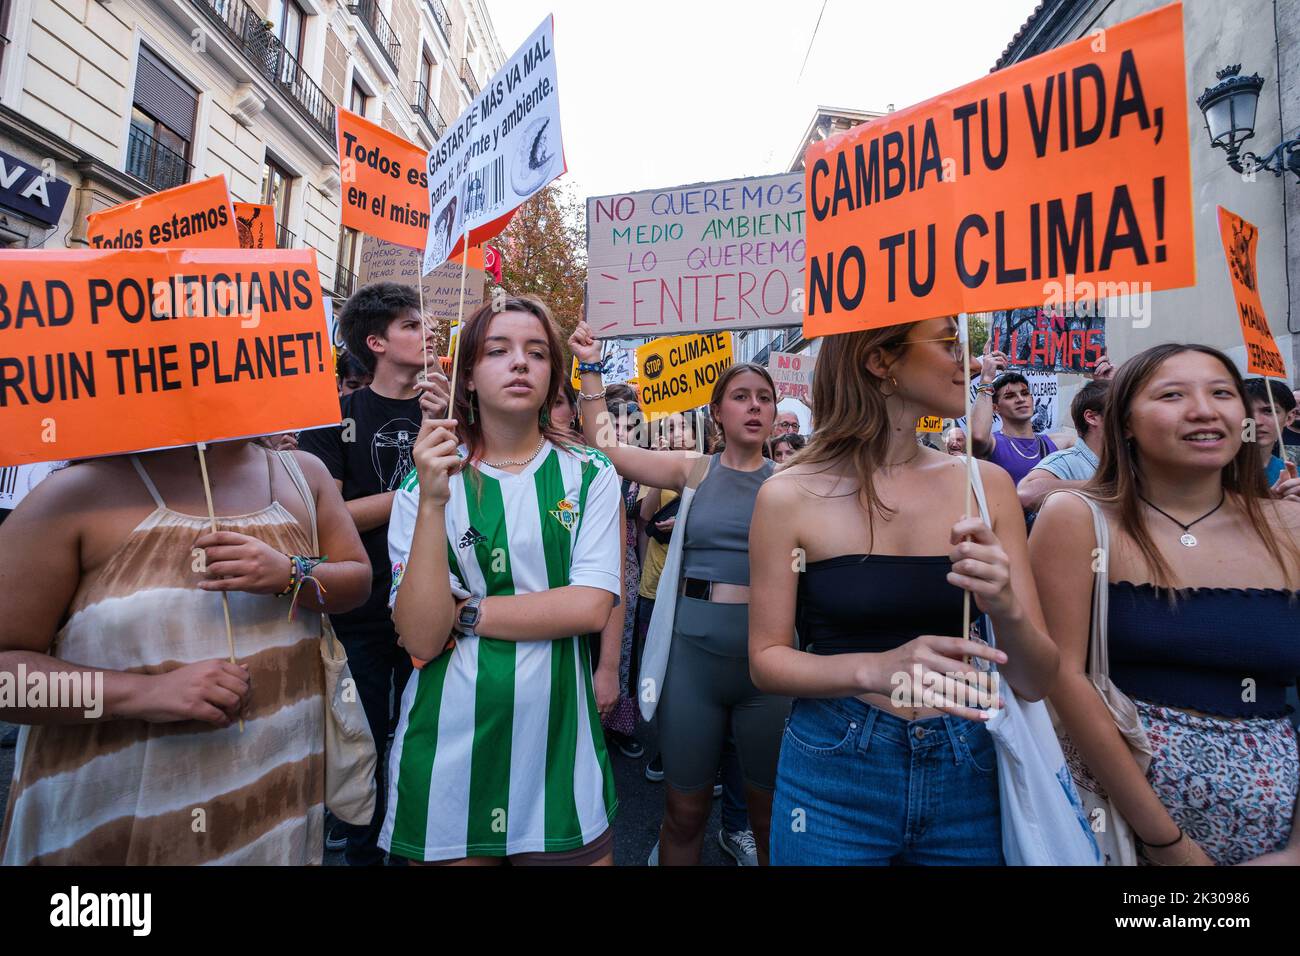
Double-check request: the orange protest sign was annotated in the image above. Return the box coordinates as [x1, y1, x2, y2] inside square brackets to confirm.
[1218, 207, 1285, 378]
[337, 108, 430, 250]
[86, 175, 239, 249]
[450, 245, 486, 270]
[804, 2, 1194, 336]
[234, 202, 276, 248]
[0, 248, 340, 466]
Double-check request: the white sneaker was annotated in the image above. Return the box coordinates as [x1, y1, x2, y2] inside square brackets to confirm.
[647, 840, 659, 866]
[718, 828, 758, 866]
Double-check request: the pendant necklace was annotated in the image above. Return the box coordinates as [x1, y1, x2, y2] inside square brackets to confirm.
[1137, 491, 1226, 548]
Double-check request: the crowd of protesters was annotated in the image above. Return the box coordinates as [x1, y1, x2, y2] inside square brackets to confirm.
[1, 283, 1297, 868]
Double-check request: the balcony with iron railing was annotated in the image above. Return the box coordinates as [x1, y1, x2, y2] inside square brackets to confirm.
[412, 81, 446, 139]
[333, 264, 357, 299]
[276, 223, 297, 249]
[189, 0, 336, 142]
[350, 0, 402, 75]
[460, 58, 479, 97]
[426, 0, 451, 44]
[125, 124, 193, 192]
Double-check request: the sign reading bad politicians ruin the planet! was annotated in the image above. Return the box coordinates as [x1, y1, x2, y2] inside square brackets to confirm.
[337, 109, 430, 250]
[85, 175, 240, 249]
[586, 172, 805, 337]
[987, 303, 1106, 374]
[803, 2, 1195, 335]
[424, 15, 564, 273]
[1217, 206, 1287, 379]
[0, 248, 341, 466]
[636, 332, 733, 419]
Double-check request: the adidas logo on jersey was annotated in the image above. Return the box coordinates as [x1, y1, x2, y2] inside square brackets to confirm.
[458, 527, 486, 549]
[549, 498, 580, 533]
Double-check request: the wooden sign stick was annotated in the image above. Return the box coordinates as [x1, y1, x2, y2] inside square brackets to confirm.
[959, 314, 975, 644]
[447, 221, 473, 410]
[196, 441, 243, 734]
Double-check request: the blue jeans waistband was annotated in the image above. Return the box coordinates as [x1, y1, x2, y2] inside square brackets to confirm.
[796, 696, 986, 754]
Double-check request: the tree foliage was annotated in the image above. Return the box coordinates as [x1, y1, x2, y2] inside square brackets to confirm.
[495, 181, 587, 343]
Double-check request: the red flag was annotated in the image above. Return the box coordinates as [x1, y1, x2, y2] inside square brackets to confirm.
[484, 244, 503, 283]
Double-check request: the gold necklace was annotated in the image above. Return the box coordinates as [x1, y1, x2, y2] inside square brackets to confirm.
[484, 437, 546, 470]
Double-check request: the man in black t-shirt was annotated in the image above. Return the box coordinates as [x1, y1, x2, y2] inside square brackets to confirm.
[298, 282, 448, 865]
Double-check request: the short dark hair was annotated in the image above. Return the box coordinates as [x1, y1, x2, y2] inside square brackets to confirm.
[1244, 377, 1298, 414]
[339, 282, 420, 373]
[772, 433, 806, 454]
[1070, 379, 1110, 438]
[335, 349, 369, 381]
[991, 370, 1029, 403]
[603, 383, 637, 405]
[606, 399, 645, 448]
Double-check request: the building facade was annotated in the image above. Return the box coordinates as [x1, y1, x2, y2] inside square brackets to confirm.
[736, 105, 884, 367]
[0, 0, 505, 299]
[996, 0, 1300, 380]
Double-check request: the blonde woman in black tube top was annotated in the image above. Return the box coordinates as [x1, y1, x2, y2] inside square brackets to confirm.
[749, 316, 1058, 865]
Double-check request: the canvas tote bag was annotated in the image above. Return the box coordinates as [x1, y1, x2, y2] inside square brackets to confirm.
[1050, 489, 1153, 866]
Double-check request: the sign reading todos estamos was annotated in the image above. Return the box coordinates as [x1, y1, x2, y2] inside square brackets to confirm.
[337, 109, 430, 250]
[636, 332, 733, 419]
[0, 248, 340, 466]
[86, 175, 240, 249]
[803, 2, 1194, 336]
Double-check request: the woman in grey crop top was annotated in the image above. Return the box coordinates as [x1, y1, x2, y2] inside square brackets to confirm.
[570, 320, 790, 866]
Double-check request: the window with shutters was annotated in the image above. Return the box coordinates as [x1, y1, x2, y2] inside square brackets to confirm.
[349, 80, 369, 116]
[127, 47, 198, 192]
[336, 226, 360, 297]
[276, 0, 307, 63]
[261, 156, 295, 247]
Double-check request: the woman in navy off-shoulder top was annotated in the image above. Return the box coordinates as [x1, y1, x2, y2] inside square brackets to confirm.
[1033, 344, 1300, 866]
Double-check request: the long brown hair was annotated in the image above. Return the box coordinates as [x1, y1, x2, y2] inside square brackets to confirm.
[452, 296, 576, 468]
[707, 361, 778, 451]
[1088, 342, 1298, 588]
[794, 322, 918, 527]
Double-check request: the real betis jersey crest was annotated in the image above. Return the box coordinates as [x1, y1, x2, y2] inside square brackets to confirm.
[549, 497, 580, 533]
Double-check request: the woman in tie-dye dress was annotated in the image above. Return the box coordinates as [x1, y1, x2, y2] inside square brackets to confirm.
[0, 442, 371, 865]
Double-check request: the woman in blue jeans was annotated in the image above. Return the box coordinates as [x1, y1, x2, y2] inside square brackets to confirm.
[749, 316, 1059, 865]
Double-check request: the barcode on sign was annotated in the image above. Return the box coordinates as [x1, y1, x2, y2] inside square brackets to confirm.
[463, 157, 506, 222]
[0, 466, 16, 501]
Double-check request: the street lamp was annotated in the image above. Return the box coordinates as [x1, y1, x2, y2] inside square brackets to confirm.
[1197, 65, 1299, 182]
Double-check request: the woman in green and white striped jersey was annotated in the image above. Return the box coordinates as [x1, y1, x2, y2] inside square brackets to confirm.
[382, 297, 624, 865]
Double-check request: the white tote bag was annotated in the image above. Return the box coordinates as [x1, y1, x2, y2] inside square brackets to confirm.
[638, 455, 712, 722]
[968, 462, 1101, 866]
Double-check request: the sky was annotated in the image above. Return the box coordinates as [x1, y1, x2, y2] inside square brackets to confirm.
[486, 0, 1040, 201]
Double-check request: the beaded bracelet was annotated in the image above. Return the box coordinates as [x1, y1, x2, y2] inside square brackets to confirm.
[577, 359, 609, 374]
[275, 555, 299, 597]
[278, 554, 328, 621]
[578, 390, 606, 402]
